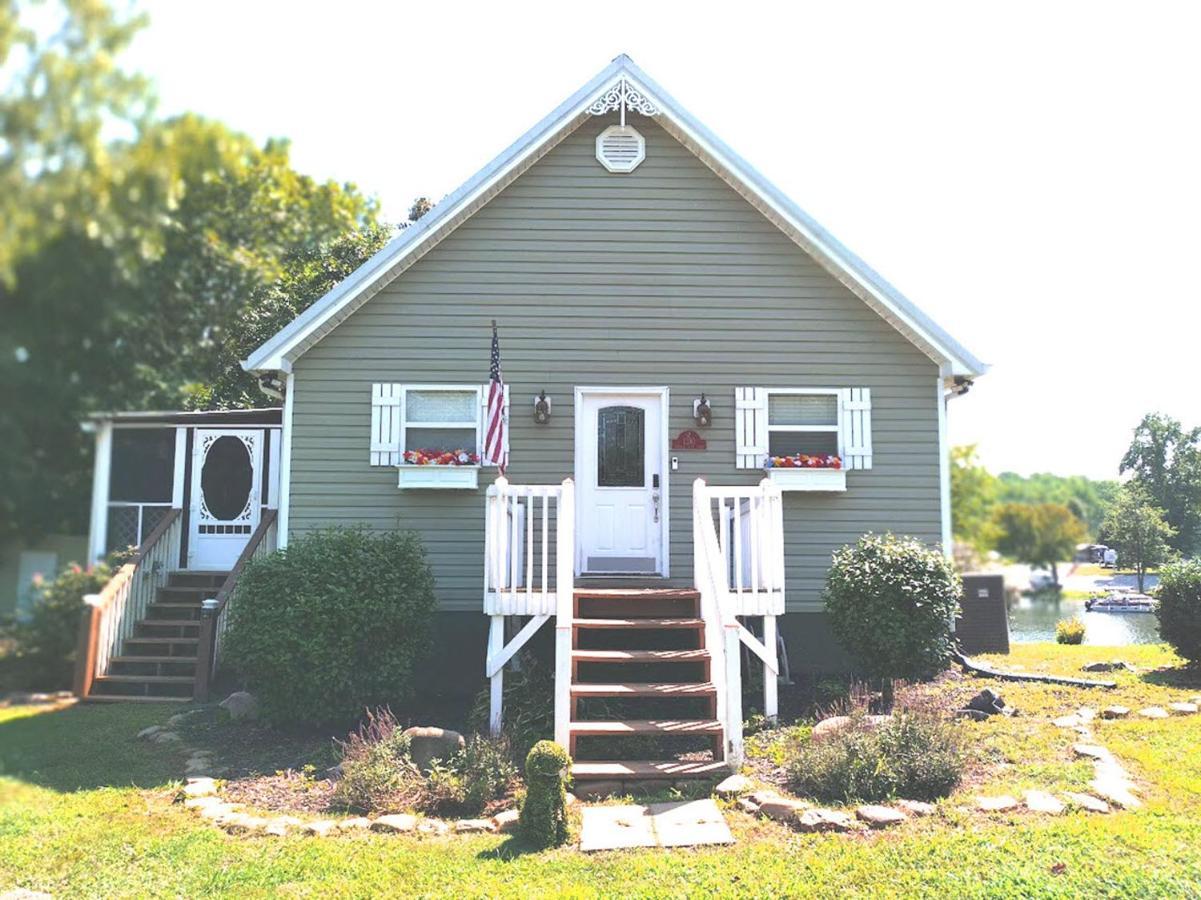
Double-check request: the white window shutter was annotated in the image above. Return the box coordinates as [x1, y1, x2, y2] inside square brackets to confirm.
[370, 383, 402, 466]
[734, 387, 768, 469]
[839, 387, 873, 470]
[479, 384, 511, 464]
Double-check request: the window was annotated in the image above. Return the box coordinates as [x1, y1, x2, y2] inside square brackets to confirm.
[402, 387, 480, 456]
[766, 391, 840, 458]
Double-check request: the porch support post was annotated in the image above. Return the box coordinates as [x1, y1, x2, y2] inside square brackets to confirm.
[762, 615, 778, 722]
[87, 421, 112, 564]
[554, 477, 575, 750]
[488, 614, 504, 735]
[724, 622, 743, 767]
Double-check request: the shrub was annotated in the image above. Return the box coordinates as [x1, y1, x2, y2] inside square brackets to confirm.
[519, 740, 570, 849]
[1, 562, 111, 691]
[223, 527, 437, 726]
[1056, 618, 1086, 645]
[425, 735, 518, 815]
[786, 708, 964, 803]
[467, 653, 553, 763]
[824, 534, 962, 704]
[1155, 559, 1201, 663]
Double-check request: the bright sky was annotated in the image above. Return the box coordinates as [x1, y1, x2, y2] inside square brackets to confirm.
[126, 1, 1201, 480]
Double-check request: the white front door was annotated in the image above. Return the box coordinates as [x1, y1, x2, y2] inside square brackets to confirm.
[576, 389, 666, 575]
[189, 429, 263, 570]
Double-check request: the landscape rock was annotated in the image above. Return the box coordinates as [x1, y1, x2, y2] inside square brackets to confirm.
[1168, 702, 1198, 715]
[491, 809, 521, 834]
[454, 818, 495, 834]
[338, 817, 373, 831]
[1101, 706, 1130, 720]
[1089, 778, 1141, 809]
[856, 805, 907, 828]
[795, 808, 860, 833]
[183, 795, 224, 811]
[1023, 790, 1065, 814]
[736, 797, 760, 815]
[976, 795, 1020, 812]
[1072, 744, 1111, 761]
[714, 774, 752, 798]
[1077, 707, 1096, 723]
[1138, 706, 1169, 720]
[1052, 714, 1084, 729]
[1082, 661, 1130, 672]
[755, 793, 809, 824]
[220, 813, 269, 834]
[957, 709, 989, 722]
[371, 814, 417, 833]
[417, 819, 450, 835]
[1063, 792, 1110, 813]
[401, 726, 466, 773]
[219, 691, 259, 722]
[811, 714, 890, 742]
[301, 820, 338, 837]
[136, 725, 163, 740]
[0, 889, 54, 899]
[195, 801, 240, 820]
[182, 778, 218, 798]
[895, 799, 937, 817]
[564, 792, 578, 807]
[964, 688, 1011, 717]
[150, 730, 181, 744]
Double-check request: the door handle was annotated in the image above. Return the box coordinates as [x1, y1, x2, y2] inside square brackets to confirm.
[652, 491, 661, 524]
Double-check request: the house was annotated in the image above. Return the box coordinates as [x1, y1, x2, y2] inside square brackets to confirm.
[74, 56, 984, 780]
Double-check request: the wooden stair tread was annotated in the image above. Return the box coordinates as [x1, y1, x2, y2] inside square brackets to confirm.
[137, 620, 200, 627]
[571, 760, 729, 780]
[125, 637, 199, 643]
[149, 602, 204, 609]
[94, 674, 195, 684]
[572, 617, 704, 629]
[570, 682, 716, 697]
[574, 588, 700, 600]
[111, 655, 198, 663]
[572, 649, 709, 662]
[570, 719, 722, 735]
[82, 695, 186, 704]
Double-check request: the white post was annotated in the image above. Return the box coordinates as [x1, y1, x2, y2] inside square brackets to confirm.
[488, 614, 504, 735]
[724, 623, 743, 767]
[87, 421, 112, 564]
[277, 371, 295, 549]
[763, 615, 778, 722]
[554, 478, 574, 749]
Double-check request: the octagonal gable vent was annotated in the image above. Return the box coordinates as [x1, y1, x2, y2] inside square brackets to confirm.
[596, 125, 645, 173]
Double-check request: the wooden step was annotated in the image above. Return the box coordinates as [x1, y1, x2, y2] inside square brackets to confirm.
[574, 588, 700, 601]
[570, 720, 723, 735]
[571, 760, 729, 781]
[110, 655, 199, 664]
[572, 618, 704, 629]
[138, 619, 200, 629]
[572, 649, 709, 663]
[93, 674, 195, 684]
[81, 694, 187, 704]
[570, 682, 717, 698]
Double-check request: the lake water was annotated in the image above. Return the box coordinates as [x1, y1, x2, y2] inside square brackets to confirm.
[1007, 594, 1161, 645]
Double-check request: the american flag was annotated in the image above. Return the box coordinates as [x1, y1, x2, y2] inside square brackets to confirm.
[483, 320, 507, 473]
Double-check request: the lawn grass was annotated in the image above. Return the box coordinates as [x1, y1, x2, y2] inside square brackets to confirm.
[2, 644, 1200, 898]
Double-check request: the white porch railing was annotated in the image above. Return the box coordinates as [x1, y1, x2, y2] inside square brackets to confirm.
[74, 508, 183, 697]
[693, 477, 784, 766]
[483, 477, 574, 745]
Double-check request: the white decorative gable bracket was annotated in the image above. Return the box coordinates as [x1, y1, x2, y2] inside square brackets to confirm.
[587, 77, 660, 126]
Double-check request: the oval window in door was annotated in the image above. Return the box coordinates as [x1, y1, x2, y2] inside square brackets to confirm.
[201, 435, 253, 521]
[597, 406, 645, 487]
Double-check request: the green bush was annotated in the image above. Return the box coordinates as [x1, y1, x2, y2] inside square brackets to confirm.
[824, 534, 962, 700]
[224, 527, 437, 727]
[1155, 560, 1201, 663]
[1, 562, 111, 691]
[467, 653, 553, 764]
[519, 740, 570, 849]
[1055, 618, 1086, 645]
[425, 735, 518, 815]
[786, 708, 964, 803]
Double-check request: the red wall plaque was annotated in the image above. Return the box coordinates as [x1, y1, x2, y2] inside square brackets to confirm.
[671, 429, 707, 450]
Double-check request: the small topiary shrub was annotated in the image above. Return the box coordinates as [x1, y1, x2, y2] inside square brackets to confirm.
[824, 533, 962, 706]
[1, 562, 111, 691]
[786, 707, 964, 803]
[519, 740, 570, 849]
[223, 527, 437, 726]
[1056, 618, 1086, 645]
[1155, 560, 1201, 664]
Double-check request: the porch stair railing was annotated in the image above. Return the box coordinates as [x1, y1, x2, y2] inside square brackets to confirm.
[193, 508, 279, 702]
[74, 508, 183, 698]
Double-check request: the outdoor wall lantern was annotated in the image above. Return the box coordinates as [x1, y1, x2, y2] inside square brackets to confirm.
[533, 390, 552, 425]
[693, 393, 712, 427]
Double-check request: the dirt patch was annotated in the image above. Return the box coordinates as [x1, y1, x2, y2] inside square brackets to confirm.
[222, 770, 341, 815]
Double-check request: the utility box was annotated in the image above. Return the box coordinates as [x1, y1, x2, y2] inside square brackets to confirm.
[955, 573, 1010, 655]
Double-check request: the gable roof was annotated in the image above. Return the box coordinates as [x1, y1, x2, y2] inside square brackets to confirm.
[243, 55, 987, 378]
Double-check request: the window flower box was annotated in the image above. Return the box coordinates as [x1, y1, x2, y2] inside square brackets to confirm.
[764, 455, 846, 492]
[397, 448, 481, 490]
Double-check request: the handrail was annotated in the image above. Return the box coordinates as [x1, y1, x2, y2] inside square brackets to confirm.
[693, 478, 733, 760]
[73, 508, 183, 698]
[193, 509, 278, 702]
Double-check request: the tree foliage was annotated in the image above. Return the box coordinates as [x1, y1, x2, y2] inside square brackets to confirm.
[1155, 559, 1201, 665]
[992, 503, 1086, 586]
[1120, 413, 1201, 555]
[1100, 485, 1175, 593]
[950, 445, 999, 550]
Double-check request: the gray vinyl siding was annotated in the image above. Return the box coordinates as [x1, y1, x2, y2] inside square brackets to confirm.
[288, 113, 942, 614]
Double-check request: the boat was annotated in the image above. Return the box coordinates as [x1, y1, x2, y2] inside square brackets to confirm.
[1085, 590, 1156, 613]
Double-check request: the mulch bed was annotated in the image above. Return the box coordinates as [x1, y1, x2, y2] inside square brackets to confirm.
[221, 770, 342, 815]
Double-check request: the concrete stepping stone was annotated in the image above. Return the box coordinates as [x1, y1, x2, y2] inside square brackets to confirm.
[579, 799, 733, 851]
[794, 809, 860, 833]
[976, 795, 1020, 812]
[1100, 706, 1130, 719]
[1077, 707, 1097, 722]
[182, 778, 217, 798]
[1138, 707, 1169, 719]
[579, 805, 657, 852]
[896, 799, 937, 817]
[1023, 790, 1065, 814]
[1089, 778, 1142, 809]
[1063, 792, 1110, 813]
[856, 805, 907, 828]
[1168, 702, 1198, 715]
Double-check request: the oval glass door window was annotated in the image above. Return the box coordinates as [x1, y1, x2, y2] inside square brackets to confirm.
[201, 435, 253, 521]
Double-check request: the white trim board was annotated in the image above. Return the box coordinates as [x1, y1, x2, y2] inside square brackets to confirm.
[241, 55, 987, 380]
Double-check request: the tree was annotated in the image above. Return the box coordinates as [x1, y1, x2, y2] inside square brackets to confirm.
[1100, 486, 1175, 593]
[1120, 413, 1201, 555]
[1155, 559, 1201, 665]
[950, 445, 999, 550]
[992, 503, 1087, 587]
